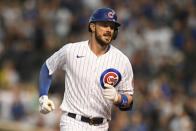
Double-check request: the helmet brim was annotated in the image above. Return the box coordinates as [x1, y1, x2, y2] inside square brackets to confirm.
[88, 20, 120, 32]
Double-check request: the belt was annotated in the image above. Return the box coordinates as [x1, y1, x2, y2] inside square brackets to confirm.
[67, 112, 105, 125]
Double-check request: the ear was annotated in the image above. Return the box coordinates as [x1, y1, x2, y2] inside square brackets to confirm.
[90, 23, 95, 32]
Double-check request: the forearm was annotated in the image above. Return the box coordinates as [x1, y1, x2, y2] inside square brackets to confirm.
[38, 63, 56, 114]
[115, 93, 132, 105]
[114, 93, 133, 110]
[39, 62, 52, 97]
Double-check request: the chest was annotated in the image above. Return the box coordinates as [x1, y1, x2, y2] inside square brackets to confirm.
[65, 50, 124, 88]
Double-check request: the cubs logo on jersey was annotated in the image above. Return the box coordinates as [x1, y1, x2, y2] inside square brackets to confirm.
[100, 68, 121, 89]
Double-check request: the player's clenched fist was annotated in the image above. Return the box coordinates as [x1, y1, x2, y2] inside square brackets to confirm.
[103, 83, 119, 103]
[39, 95, 55, 114]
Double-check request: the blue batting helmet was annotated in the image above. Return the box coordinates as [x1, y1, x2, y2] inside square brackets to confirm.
[88, 8, 120, 40]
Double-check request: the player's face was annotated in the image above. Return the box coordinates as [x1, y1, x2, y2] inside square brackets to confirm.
[95, 21, 115, 46]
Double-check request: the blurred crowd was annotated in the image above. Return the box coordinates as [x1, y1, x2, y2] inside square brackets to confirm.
[0, 0, 196, 131]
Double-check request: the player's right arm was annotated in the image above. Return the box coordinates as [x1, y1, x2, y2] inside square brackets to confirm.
[38, 44, 70, 114]
[38, 63, 55, 114]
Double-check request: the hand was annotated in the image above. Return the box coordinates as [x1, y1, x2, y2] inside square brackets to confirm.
[39, 95, 55, 114]
[103, 83, 118, 103]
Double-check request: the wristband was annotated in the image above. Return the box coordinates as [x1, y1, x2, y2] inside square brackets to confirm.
[115, 94, 128, 107]
[120, 94, 128, 106]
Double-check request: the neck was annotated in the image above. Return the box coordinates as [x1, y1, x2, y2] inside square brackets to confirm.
[89, 38, 109, 56]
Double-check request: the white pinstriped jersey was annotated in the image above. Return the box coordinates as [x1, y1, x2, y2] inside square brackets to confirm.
[46, 40, 134, 120]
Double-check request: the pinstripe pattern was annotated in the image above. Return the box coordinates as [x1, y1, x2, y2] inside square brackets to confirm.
[46, 40, 134, 130]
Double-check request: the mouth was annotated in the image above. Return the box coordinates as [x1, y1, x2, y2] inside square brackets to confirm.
[103, 34, 112, 40]
[103, 33, 111, 37]
[104, 35, 111, 39]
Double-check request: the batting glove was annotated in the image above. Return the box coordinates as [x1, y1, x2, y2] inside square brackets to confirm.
[39, 95, 55, 114]
[103, 83, 118, 103]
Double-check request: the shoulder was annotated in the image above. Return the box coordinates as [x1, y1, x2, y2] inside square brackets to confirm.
[110, 45, 130, 62]
[110, 45, 133, 70]
[110, 45, 133, 76]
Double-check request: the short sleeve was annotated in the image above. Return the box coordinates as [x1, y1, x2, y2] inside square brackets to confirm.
[118, 58, 134, 95]
[46, 44, 69, 75]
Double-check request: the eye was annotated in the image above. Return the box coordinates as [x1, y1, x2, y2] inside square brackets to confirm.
[110, 25, 115, 30]
[102, 23, 108, 27]
[105, 24, 115, 29]
[99, 22, 115, 30]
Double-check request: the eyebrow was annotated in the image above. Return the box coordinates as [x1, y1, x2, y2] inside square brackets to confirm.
[98, 22, 115, 26]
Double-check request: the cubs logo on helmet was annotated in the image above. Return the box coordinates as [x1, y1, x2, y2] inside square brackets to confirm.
[108, 11, 115, 18]
[100, 68, 121, 89]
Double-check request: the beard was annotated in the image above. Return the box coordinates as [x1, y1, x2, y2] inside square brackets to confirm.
[95, 29, 112, 46]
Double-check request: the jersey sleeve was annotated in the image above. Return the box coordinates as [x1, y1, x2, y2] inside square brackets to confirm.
[46, 44, 69, 75]
[118, 58, 134, 95]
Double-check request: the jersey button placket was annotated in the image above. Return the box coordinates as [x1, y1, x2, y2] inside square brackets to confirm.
[91, 57, 99, 95]
[94, 57, 100, 87]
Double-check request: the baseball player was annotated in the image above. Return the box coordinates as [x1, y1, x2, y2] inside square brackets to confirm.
[38, 8, 134, 131]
